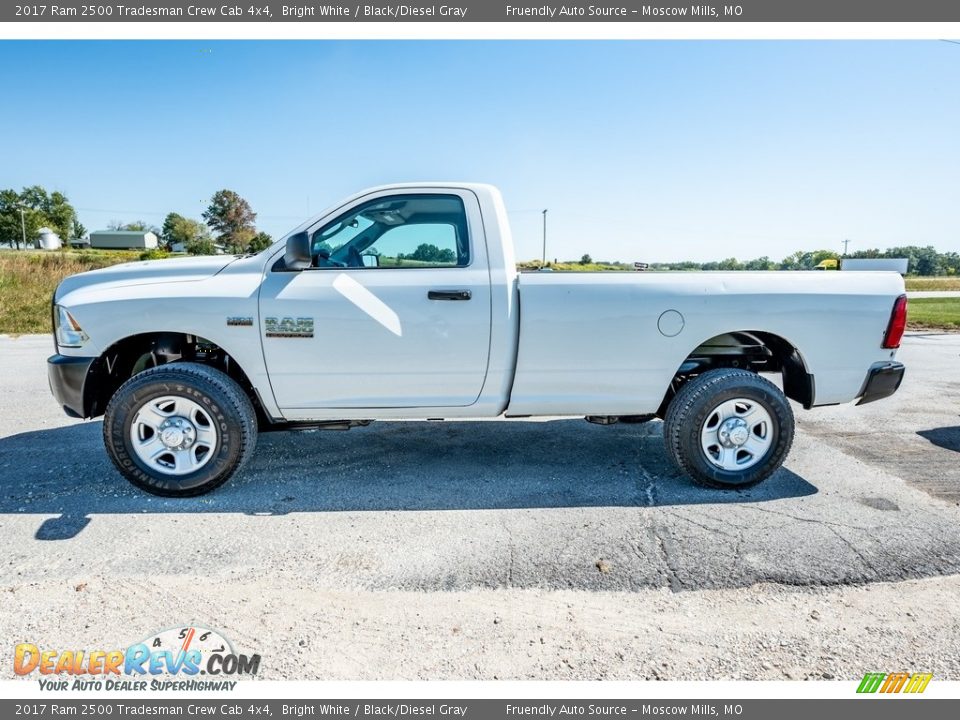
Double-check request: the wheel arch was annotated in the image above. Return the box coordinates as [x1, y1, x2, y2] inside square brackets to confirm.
[659, 329, 815, 416]
[81, 330, 270, 422]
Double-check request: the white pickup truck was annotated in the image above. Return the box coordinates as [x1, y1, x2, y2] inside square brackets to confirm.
[48, 183, 907, 497]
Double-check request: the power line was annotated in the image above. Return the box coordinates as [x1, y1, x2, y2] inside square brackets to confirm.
[75, 207, 169, 216]
[75, 207, 304, 221]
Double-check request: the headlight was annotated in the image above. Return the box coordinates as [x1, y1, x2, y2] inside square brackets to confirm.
[54, 305, 89, 348]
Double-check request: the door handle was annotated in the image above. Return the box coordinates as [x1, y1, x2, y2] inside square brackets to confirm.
[428, 290, 472, 301]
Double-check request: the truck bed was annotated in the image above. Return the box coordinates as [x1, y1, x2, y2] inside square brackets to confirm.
[506, 270, 905, 415]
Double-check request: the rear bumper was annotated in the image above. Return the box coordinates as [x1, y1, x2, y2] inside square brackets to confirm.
[856, 361, 905, 406]
[47, 354, 95, 418]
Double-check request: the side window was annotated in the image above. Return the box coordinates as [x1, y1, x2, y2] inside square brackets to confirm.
[370, 224, 459, 268]
[309, 194, 469, 269]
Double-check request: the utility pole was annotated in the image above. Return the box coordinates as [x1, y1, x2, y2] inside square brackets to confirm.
[19, 207, 26, 251]
[842, 238, 850, 256]
[541, 209, 548, 266]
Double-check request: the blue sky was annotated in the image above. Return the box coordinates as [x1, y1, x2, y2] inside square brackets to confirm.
[1, 40, 957, 262]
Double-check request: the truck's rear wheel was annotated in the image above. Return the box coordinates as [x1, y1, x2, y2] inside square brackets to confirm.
[664, 368, 794, 489]
[103, 363, 257, 497]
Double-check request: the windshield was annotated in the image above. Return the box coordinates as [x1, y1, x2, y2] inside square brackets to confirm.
[314, 215, 375, 255]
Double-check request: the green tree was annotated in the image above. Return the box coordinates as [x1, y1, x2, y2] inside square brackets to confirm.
[409, 243, 456, 263]
[229, 228, 256, 254]
[890, 245, 941, 276]
[850, 245, 944, 275]
[203, 189, 257, 253]
[848, 248, 883, 259]
[161, 213, 210, 252]
[0, 186, 80, 249]
[0, 189, 31, 249]
[185, 237, 217, 256]
[780, 250, 835, 270]
[580, 253, 593, 265]
[779, 251, 805, 270]
[408, 243, 438, 261]
[161, 212, 186, 248]
[108, 219, 159, 233]
[247, 231, 273, 253]
[942, 252, 959, 276]
[744, 256, 776, 271]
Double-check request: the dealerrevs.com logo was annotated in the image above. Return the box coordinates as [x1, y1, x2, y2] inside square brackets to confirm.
[13, 626, 261, 691]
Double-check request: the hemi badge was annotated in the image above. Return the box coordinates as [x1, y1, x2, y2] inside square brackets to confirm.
[227, 317, 254, 327]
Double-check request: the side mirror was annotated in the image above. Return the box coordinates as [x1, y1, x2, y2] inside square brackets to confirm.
[284, 231, 311, 270]
[362, 253, 380, 268]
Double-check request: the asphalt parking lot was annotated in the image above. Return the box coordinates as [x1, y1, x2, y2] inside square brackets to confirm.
[1, 333, 959, 680]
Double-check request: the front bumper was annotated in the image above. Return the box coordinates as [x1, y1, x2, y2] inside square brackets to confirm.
[856, 361, 905, 406]
[47, 354, 96, 418]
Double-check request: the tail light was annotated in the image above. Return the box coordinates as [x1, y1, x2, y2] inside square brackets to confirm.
[882, 294, 908, 349]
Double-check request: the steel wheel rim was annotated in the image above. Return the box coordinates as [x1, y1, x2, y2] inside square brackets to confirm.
[129, 395, 218, 476]
[700, 397, 774, 472]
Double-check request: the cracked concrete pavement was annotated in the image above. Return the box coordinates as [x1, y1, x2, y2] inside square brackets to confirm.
[1, 333, 958, 679]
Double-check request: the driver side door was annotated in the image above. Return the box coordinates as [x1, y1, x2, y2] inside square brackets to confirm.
[258, 189, 492, 414]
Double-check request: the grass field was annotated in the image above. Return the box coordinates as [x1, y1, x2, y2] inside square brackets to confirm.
[904, 276, 960, 291]
[908, 297, 960, 330]
[0, 250, 144, 334]
[1, 249, 958, 334]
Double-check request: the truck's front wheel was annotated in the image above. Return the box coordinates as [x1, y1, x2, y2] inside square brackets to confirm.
[663, 368, 794, 489]
[103, 363, 257, 497]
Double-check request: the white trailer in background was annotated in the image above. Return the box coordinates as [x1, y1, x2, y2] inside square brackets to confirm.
[89, 230, 159, 250]
[841, 258, 909, 274]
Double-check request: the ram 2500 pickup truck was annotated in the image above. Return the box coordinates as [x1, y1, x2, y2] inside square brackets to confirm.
[48, 183, 907, 497]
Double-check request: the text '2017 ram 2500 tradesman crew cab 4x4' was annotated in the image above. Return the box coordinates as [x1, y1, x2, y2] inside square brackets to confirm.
[48, 183, 907, 497]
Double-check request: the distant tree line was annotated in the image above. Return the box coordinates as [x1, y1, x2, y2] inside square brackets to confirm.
[553, 246, 958, 276]
[647, 246, 959, 276]
[0, 186, 272, 256]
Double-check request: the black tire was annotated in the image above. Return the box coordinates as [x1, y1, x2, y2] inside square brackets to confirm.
[663, 368, 794, 489]
[103, 363, 257, 497]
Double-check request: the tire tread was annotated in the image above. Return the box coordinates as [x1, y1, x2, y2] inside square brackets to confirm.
[663, 368, 794, 489]
[103, 362, 257, 497]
